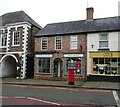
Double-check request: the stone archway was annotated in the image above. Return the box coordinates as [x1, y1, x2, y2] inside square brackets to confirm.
[0, 55, 18, 77]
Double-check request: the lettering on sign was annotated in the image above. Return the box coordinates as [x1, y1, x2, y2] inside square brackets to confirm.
[36, 54, 52, 58]
[64, 54, 84, 58]
[103, 53, 113, 57]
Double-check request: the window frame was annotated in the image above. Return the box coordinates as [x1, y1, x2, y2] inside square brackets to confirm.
[70, 35, 77, 49]
[92, 58, 119, 75]
[64, 57, 83, 76]
[55, 36, 62, 50]
[12, 31, 20, 46]
[41, 37, 48, 50]
[99, 33, 109, 49]
[36, 57, 52, 74]
[1, 33, 7, 48]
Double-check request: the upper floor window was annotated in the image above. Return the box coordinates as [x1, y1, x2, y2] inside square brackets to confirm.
[1, 33, 7, 47]
[55, 36, 62, 50]
[99, 33, 108, 49]
[70, 35, 77, 49]
[12, 31, 20, 46]
[41, 37, 48, 50]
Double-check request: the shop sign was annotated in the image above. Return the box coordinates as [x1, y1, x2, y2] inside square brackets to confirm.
[103, 52, 113, 57]
[64, 54, 84, 58]
[36, 54, 52, 58]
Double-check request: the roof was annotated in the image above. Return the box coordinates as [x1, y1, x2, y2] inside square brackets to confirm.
[1, 11, 42, 29]
[36, 16, 120, 36]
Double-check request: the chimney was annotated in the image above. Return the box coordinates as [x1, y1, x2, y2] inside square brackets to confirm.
[86, 7, 94, 20]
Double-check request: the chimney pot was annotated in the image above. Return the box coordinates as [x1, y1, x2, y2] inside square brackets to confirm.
[86, 7, 94, 20]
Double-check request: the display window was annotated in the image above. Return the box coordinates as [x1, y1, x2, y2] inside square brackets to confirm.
[92, 58, 120, 75]
[36, 57, 51, 74]
[66, 58, 82, 76]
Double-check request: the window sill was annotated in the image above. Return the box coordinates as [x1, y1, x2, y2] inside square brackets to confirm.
[11, 45, 20, 47]
[98, 48, 110, 51]
[36, 72, 51, 75]
[90, 74, 120, 76]
[0, 46, 7, 48]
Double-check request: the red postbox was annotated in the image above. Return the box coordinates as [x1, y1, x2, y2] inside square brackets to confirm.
[68, 68, 75, 85]
[68, 60, 75, 85]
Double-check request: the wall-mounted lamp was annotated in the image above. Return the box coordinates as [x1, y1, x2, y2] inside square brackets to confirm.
[91, 44, 94, 48]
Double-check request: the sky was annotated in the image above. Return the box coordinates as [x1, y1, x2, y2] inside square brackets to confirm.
[0, 0, 120, 27]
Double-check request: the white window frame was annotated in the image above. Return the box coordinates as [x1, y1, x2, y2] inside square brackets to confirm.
[36, 56, 52, 74]
[70, 35, 77, 49]
[99, 33, 108, 49]
[1, 33, 7, 48]
[41, 37, 48, 50]
[12, 31, 20, 46]
[55, 36, 62, 50]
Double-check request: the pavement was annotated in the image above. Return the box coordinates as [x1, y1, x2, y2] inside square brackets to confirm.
[1, 78, 120, 90]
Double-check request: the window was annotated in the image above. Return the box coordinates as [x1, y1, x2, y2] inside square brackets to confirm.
[65, 58, 82, 76]
[92, 58, 119, 75]
[1, 33, 7, 47]
[99, 33, 108, 49]
[55, 36, 62, 50]
[70, 35, 77, 49]
[41, 37, 48, 50]
[12, 31, 20, 46]
[37, 58, 51, 74]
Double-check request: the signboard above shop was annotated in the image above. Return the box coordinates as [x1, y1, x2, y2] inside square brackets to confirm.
[64, 54, 84, 58]
[36, 54, 52, 58]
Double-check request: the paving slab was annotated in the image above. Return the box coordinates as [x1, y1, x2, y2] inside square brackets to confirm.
[1, 78, 120, 90]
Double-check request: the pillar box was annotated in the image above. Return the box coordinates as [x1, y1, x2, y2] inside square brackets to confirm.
[68, 68, 75, 85]
[68, 60, 75, 85]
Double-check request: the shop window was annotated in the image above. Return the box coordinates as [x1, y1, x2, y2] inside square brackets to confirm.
[92, 58, 119, 75]
[111, 58, 117, 75]
[37, 58, 51, 74]
[93, 58, 98, 74]
[41, 37, 48, 50]
[118, 58, 120, 74]
[105, 58, 110, 74]
[66, 58, 82, 76]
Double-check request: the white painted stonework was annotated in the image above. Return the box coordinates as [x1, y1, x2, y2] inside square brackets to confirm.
[0, 22, 31, 78]
[87, 32, 119, 75]
[87, 32, 119, 52]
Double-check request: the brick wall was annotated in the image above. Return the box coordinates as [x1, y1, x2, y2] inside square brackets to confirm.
[35, 34, 87, 53]
[34, 34, 87, 81]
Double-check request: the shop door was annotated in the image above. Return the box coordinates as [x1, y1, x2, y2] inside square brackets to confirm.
[54, 58, 62, 77]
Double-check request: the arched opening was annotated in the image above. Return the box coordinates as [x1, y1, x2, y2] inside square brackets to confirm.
[54, 58, 63, 77]
[0, 55, 18, 78]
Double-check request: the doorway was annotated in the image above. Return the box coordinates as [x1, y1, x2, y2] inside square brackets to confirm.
[0, 55, 18, 77]
[54, 58, 62, 77]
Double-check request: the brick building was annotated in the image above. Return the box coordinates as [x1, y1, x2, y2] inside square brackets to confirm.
[0, 11, 42, 78]
[34, 8, 94, 81]
[34, 7, 120, 82]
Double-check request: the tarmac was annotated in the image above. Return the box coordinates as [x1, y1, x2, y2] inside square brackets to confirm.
[1, 78, 120, 90]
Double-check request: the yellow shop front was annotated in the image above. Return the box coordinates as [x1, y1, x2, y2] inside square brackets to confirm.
[87, 52, 120, 82]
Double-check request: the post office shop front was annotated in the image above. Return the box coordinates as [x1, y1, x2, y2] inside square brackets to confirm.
[63, 53, 86, 81]
[35, 53, 86, 81]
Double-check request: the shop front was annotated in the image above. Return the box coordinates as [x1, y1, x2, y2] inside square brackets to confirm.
[35, 53, 86, 81]
[63, 53, 86, 80]
[87, 52, 120, 82]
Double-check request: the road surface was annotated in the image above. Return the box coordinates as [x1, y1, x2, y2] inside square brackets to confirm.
[1, 84, 120, 106]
